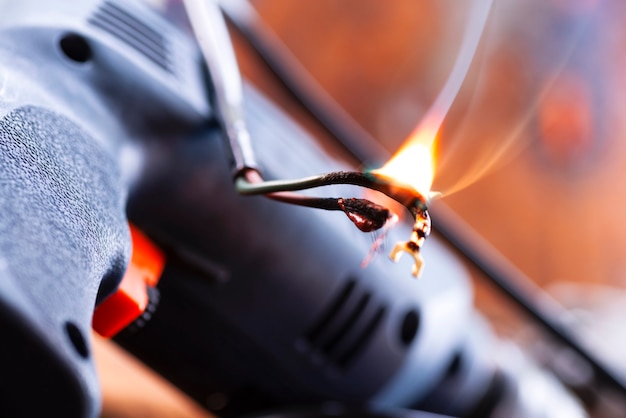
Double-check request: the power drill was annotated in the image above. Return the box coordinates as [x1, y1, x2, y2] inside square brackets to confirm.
[0, 1, 587, 417]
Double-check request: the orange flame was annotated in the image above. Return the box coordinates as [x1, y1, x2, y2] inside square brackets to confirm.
[373, 0, 492, 200]
[373, 116, 438, 198]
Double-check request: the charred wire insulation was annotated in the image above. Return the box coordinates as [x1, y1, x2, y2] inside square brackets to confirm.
[240, 169, 431, 276]
[241, 170, 395, 233]
[269, 194, 390, 233]
[237, 169, 427, 216]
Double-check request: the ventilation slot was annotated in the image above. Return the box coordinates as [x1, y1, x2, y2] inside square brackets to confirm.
[303, 279, 386, 371]
[89, 1, 172, 72]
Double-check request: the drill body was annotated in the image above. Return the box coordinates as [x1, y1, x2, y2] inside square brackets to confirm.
[0, 2, 584, 418]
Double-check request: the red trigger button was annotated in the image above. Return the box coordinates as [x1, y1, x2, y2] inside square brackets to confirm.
[92, 224, 165, 338]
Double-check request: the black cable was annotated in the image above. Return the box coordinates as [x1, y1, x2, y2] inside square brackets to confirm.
[238, 169, 420, 232]
[267, 193, 390, 233]
[237, 170, 424, 211]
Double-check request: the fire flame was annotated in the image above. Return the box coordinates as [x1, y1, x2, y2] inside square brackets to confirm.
[373, 0, 492, 200]
[373, 116, 438, 199]
[367, 0, 492, 278]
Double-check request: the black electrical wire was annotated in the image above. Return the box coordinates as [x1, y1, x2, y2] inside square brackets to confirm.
[239, 169, 420, 232]
[221, 0, 626, 397]
[237, 169, 424, 211]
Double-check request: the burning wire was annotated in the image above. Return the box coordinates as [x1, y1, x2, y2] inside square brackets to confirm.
[183, 0, 434, 277]
[239, 168, 392, 232]
[183, 0, 491, 277]
[238, 168, 432, 277]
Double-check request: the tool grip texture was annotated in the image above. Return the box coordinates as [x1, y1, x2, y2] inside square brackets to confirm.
[0, 105, 130, 418]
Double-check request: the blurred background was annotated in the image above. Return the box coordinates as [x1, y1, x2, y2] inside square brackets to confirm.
[100, 0, 626, 416]
[222, 0, 626, 364]
[240, 0, 626, 340]
[239, 0, 624, 278]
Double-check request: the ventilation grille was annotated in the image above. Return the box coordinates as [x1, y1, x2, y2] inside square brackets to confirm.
[89, 1, 172, 73]
[302, 279, 386, 371]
